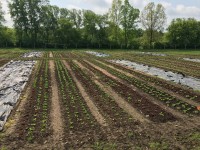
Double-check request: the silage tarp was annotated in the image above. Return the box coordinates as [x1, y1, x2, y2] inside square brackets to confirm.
[111, 60, 200, 91]
[0, 60, 36, 131]
[183, 58, 200, 63]
[22, 52, 43, 58]
[86, 51, 110, 57]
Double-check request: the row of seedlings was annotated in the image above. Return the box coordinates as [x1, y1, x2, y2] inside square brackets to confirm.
[88, 60, 200, 116]
[44, 52, 49, 58]
[69, 61, 145, 146]
[16, 60, 51, 145]
[52, 51, 61, 58]
[54, 60, 105, 148]
[102, 60, 200, 103]
[80, 60, 176, 123]
[60, 52, 77, 59]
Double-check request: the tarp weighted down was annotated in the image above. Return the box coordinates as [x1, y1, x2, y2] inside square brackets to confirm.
[22, 52, 43, 58]
[111, 60, 200, 91]
[183, 58, 200, 63]
[0, 60, 36, 131]
[136, 52, 167, 56]
[86, 51, 110, 57]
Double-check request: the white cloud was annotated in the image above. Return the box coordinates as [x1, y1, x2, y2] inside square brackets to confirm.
[130, 0, 150, 9]
[175, 5, 200, 17]
[2, 0, 200, 28]
[1, 0, 12, 27]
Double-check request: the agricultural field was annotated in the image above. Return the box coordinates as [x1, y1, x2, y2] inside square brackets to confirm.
[0, 49, 200, 149]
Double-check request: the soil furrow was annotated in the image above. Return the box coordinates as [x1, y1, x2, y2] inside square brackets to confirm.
[74, 60, 149, 123]
[62, 60, 108, 127]
[84, 60, 185, 119]
[97, 60, 200, 107]
[49, 60, 64, 149]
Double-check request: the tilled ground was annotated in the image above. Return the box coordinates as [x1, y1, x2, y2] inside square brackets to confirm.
[0, 51, 200, 150]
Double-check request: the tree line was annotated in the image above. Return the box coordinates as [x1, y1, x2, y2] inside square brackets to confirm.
[0, 0, 200, 49]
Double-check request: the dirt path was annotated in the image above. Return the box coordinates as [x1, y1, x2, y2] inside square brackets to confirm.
[74, 60, 149, 123]
[49, 60, 64, 149]
[98, 60, 200, 107]
[84, 60, 187, 119]
[62, 60, 108, 127]
[49, 52, 53, 58]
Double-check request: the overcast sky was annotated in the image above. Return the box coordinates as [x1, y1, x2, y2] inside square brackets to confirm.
[2, 0, 200, 27]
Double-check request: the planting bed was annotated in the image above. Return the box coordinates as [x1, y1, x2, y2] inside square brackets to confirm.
[80, 60, 177, 123]
[88, 60, 200, 116]
[103, 60, 200, 103]
[13, 60, 52, 145]
[1, 50, 200, 149]
[55, 60, 106, 148]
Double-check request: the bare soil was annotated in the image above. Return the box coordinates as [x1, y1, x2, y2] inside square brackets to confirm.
[74, 60, 149, 123]
[49, 60, 64, 149]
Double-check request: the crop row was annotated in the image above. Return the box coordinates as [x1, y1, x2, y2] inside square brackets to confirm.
[80, 60, 176, 123]
[55, 60, 105, 148]
[69, 61, 139, 128]
[88, 60, 200, 116]
[17, 60, 51, 144]
[52, 52, 61, 58]
[103, 60, 200, 103]
[55, 60, 99, 131]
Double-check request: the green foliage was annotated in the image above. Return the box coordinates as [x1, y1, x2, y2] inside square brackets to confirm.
[92, 142, 117, 150]
[140, 2, 166, 49]
[190, 132, 200, 141]
[149, 142, 169, 150]
[167, 18, 200, 49]
[0, 0, 197, 49]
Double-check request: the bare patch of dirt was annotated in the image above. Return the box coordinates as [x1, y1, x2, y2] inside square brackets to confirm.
[49, 60, 64, 149]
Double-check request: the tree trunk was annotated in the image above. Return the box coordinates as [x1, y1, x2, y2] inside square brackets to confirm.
[125, 27, 127, 49]
[150, 29, 153, 49]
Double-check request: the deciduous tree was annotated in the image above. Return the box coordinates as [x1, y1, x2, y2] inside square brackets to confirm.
[140, 2, 166, 48]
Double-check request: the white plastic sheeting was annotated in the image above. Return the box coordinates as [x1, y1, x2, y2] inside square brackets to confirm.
[86, 51, 110, 57]
[0, 60, 36, 131]
[136, 52, 167, 56]
[183, 58, 200, 63]
[111, 60, 200, 91]
[22, 52, 43, 58]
